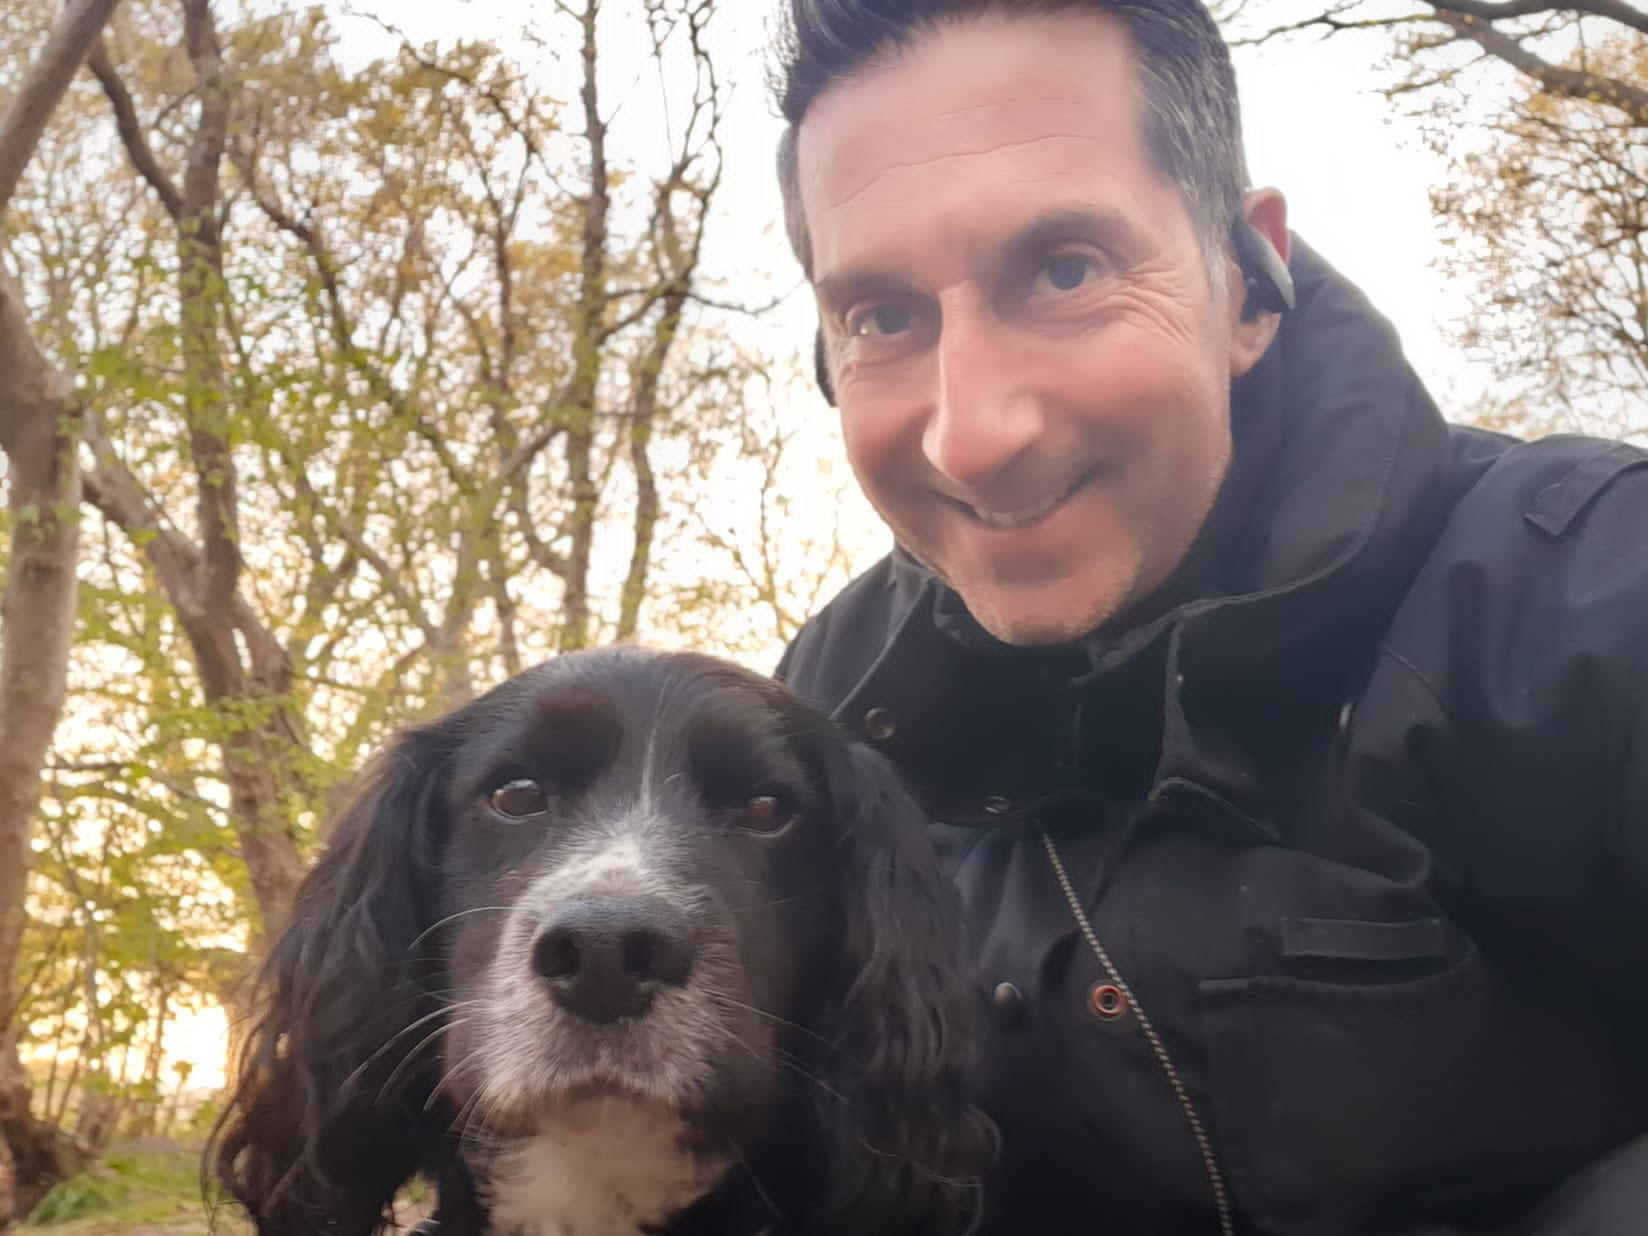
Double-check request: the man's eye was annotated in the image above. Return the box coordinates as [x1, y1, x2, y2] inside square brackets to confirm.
[847, 303, 914, 339]
[1036, 251, 1104, 294]
[489, 778, 548, 819]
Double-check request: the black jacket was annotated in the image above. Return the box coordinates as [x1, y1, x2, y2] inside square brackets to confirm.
[776, 241, 1648, 1236]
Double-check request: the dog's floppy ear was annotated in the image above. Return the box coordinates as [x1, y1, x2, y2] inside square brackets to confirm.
[209, 724, 456, 1236]
[811, 740, 997, 1235]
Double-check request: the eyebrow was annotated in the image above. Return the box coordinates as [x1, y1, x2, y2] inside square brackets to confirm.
[1007, 206, 1137, 263]
[812, 204, 1138, 309]
[812, 268, 914, 316]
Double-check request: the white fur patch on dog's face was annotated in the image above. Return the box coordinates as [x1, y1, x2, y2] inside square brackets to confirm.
[482, 1096, 732, 1236]
[465, 816, 730, 1111]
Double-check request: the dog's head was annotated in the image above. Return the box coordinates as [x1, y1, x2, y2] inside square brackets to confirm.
[212, 648, 993, 1235]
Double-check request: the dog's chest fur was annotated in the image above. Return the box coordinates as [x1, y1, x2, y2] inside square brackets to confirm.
[480, 1097, 733, 1236]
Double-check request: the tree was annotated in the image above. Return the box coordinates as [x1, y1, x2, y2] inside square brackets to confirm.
[0, 0, 126, 1219]
[1220, 0, 1645, 122]
[5, 0, 846, 1173]
[1427, 32, 1646, 433]
[7, 0, 736, 945]
[1224, 1, 1647, 434]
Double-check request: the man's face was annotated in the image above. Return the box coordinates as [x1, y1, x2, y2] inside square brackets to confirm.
[798, 10, 1270, 646]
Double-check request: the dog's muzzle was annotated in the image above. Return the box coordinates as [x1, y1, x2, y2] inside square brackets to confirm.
[529, 894, 697, 1025]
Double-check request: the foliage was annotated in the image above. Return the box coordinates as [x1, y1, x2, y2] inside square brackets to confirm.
[1221, 1, 1648, 437]
[1427, 32, 1647, 436]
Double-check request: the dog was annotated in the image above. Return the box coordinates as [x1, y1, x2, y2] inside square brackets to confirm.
[210, 647, 995, 1235]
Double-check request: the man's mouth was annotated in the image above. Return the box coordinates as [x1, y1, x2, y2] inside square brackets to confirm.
[966, 468, 1099, 530]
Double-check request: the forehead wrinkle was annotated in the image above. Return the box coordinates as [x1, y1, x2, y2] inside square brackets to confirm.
[799, 10, 1153, 289]
[808, 153, 1144, 302]
[800, 67, 1141, 211]
[818, 130, 1105, 215]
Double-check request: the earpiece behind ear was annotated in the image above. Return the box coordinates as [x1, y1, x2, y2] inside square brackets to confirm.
[813, 324, 836, 406]
[1232, 215, 1294, 321]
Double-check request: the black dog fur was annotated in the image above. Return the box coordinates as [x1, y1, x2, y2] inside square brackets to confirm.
[210, 648, 994, 1236]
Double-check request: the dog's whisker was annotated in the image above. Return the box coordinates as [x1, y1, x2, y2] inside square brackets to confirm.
[464, 1088, 511, 1154]
[733, 1146, 782, 1222]
[694, 999, 843, 1099]
[375, 1011, 474, 1107]
[773, 1051, 848, 1104]
[431, 1042, 492, 1117]
[703, 990, 835, 1049]
[448, 1078, 491, 1143]
[338, 1000, 467, 1096]
[409, 906, 514, 951]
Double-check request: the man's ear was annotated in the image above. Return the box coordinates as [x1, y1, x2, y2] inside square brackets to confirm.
[1228, 187, 1290, 379]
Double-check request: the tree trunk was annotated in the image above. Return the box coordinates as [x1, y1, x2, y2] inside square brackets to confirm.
[84, 0, 309, 939]
[0, 0, 128, 1216]
[0, 265, 89, 1230]
[560, 0, 610, 651]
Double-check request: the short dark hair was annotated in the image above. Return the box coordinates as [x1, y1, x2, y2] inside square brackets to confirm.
[772, 0, 1250, 283]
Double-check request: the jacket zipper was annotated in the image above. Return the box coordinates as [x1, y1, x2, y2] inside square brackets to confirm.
[1039, 830, 1236, 1236]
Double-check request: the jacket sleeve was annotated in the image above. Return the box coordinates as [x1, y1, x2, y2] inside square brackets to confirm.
[1371, 438, 1648, 1024]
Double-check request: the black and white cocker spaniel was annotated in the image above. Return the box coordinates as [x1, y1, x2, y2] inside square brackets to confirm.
[210, 648, 995, 1236]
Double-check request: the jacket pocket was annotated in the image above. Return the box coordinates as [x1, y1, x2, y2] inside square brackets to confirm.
[1200, 934, 1636, 1235]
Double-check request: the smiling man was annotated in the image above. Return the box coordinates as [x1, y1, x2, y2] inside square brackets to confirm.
[796, 8, 1273, 648]
[773, 2, 1648, 1234]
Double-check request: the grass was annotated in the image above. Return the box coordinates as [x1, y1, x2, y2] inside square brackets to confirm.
[24, 1146, 429, 1234]
[23, 1147, 236, 1235]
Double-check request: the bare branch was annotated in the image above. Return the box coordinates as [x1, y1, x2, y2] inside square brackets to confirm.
[86, 39, 184, 220]
[290, 462, 437, 644]
[684, 284, 805, 317]
[235, 145, 478, 496]
[560, 0, 611, 650]
[1436, 12, 1648, 123]
[1259, 15, 1436, 42]
[348, 10, 575, 195]
[0, 0, 126, 214]
[81, 419, 207, 626]
[1431, 0, 1648, 35]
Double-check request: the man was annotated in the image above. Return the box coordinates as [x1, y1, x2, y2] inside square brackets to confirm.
[770, 2, 1648, 1233]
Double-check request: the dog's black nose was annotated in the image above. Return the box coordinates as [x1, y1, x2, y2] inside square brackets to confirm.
[531, 896, 696, 1023]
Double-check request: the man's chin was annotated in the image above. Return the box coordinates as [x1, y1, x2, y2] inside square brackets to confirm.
[959, 589, 1126, 649]
[899, 542, 1140, 647]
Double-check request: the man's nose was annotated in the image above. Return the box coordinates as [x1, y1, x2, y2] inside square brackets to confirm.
[921, 306, 1043, 490]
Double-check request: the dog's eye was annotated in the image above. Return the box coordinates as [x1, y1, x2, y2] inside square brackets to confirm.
[489, 777, 548, 819]
[738, 792, 797, 835]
